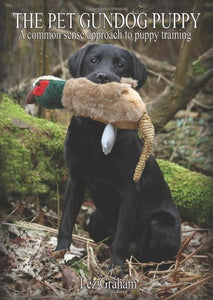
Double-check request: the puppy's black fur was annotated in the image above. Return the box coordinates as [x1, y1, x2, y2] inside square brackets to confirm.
[56, 44, 181, 267]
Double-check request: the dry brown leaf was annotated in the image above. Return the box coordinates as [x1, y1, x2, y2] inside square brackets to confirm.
[50, 249, 66, 259]
[34, 208, 45, 225]
[62, 265, 79, 290]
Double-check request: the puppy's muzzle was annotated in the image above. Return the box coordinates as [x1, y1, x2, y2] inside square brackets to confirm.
[87, 72, 120, 84]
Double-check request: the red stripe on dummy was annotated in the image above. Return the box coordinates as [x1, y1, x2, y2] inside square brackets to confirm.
[33, 80, 50, 96]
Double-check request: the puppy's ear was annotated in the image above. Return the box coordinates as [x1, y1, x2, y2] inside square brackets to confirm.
[68, 44, 95, 77]
[130, 51, 147, 89]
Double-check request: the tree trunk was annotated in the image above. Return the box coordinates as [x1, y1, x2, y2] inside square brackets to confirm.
[147, 47, 213, 131]
[146, 0, 213, 131]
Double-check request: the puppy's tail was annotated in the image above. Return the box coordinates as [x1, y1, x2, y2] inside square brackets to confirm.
[133, 113, 155, 183]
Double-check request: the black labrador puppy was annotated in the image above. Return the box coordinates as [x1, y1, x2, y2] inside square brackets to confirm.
[56, 44, 181, 267]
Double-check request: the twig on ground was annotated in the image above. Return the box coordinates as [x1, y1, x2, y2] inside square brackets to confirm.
[56, 182, 60, 229]
[179, 275, 202, 282]
[179, 244, 207, 265]
[157, 282, 186, 293]
[129, 255, 175, 267]
[39, 280, 60, 296]
[126, 256, 133, 277]
[2, 221, 95, 246]
[148, 269, 174, 275]
[86, 242, 106, 279]
[173, 231, 196, 282]
[182, 228, 210, 232]
[163, 275, 213, 300]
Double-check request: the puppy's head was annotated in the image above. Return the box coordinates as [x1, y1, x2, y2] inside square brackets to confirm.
[68, 44, 147, 89]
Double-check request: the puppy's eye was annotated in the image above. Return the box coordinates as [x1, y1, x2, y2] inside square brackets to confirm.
[90, 57, 98, 64]
[117, 61, 125, 68]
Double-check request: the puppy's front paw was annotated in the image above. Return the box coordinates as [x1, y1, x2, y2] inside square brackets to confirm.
[108, 263, 124, 278]
[55, 239, 70, 251]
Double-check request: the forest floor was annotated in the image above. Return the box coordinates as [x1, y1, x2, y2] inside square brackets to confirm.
[0, 201, 213, 300]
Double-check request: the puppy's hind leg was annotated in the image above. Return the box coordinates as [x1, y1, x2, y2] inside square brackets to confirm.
[87, 209, 114, 245]
[138, 212, 181, 263]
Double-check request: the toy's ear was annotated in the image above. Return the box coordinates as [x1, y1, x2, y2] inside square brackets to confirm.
[68, 44, 95, 78]
[130, 51, 148, 90]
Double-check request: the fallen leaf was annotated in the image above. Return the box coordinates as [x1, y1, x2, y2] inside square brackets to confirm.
[13, 202, 25, 215]
[62, 265, 79, 290]
[0, 255, 15, 269]
[15, 279, 29, 292]
[50, 249, 66, 259]
[70, 244, 85, 256]
[64, 252, 76, 263]
[34, 209, 45, 225]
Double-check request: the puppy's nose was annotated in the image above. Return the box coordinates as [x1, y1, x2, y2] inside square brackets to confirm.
[96, 73, 109, 83]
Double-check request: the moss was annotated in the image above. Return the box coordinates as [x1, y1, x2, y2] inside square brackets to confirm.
[158, 159, 213, 227]
[192, 60, 206, 75]
[0, 93, 67, 209]
[70, 260, 90, 277]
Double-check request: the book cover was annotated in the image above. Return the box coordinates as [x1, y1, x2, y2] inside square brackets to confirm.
[0, 0, 212, 299]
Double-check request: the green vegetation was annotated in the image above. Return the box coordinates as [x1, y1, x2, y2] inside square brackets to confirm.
[0, 94, 67, 209]
[158, 159, 213, 227]
[192, 60, 206, 75]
